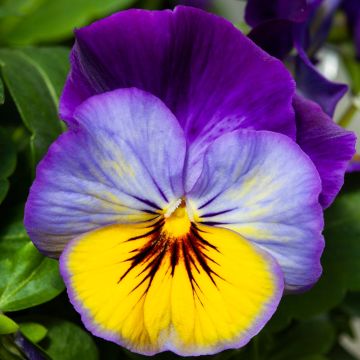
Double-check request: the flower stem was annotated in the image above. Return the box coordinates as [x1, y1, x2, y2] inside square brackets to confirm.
[338, 98, 360, 128]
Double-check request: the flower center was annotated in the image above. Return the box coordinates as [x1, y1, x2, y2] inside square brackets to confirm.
[118, 198, 219, 296]
[163, 198, 191, 238]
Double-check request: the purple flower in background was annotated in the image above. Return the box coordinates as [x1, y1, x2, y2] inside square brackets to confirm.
[348, 154, 360, 171]
[24, 7, 355, 356]
[246, 0, 360, 171]
[246, 0, 348, 117]
[245, 0, 311, 27]
[341, 0, 360, 170]
[342, 0, 360, 59]
[176, 0, 210, 9]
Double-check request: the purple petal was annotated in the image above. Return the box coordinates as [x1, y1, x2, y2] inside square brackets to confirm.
[175, 0, 211, 9]
[290, 1, 347, 117]
[294, 95, 356, 208]
[187, 129, 324, 291]
[305, 0, 341, 53]
[347, 155, 360, 172]
[14, 333, 48, 360]
[295, 46, 348, 116]
[245, 0, 325, 59]
[245, 0, 310, 27]
[25, 88, 186, 256]
[343, 0, 360, 59]
[245, 0, 346, 117]
[248, 19, 294, 59]
[61, 6, 296, 144]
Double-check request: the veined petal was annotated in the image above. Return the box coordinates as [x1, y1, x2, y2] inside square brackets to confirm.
[187, 129, 324, 291]
[294, 95, 356, 208]
[60, 219, 283, 356]
[61, 7, 296, 142]
[24, 88, 186, 256]
[294, 45, 347, 117]
[61, 6, 297, 191]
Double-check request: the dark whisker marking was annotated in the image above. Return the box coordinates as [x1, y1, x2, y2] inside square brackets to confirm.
[187, 235, 219, 287]
[118, 218, 224, 300]
[202, 252, 220, 265]
[201, 208, 237, 218]
[197, 192, 223, 210]
[182, 242, 196, 292]
[145, 218, 164, 228]
[154, 182, 168, 203]
[141, 209, 159, 215]
[130, 245, 167, 295]
[131, 195, 162, 210]
[191, 223, 208, 233]
[138, 239, 167, 277]
[200, 221, 229, 226]
[188, 250, 201, 274]
[190, 226, 218, 251]
[182, 242, 204, 306]
[126, 220, 164, 241]
[170, 241, 179, 276]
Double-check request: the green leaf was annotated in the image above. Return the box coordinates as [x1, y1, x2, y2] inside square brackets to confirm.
[0, 0, 40, 19]
[340, 43, 360, 95]
[19, 322, 47, 343]
[19, 47, 70, 100]
[0, 129, 17, 204]
[342, 292, 360, 317]
[267, 318, 335, 360]
[0, 221, 64, 312]
[0, 219, 33, 293]
[1, 0, 136, 45]
[269, 190, 360, 326]
[0, 336, 25, 360]
[0, 47, 68, 168]
[0, 130, 15, 177]
[0, 314, 18, 335]
[0, 220, 29, 258]
[0, 180, 10, 204]
[38, 319, 99, 360]
[324, 191, 360, 291]
[0, 77, 4, 104]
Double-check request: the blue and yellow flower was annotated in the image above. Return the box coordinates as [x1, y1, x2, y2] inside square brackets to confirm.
[24, 6, 355, 356]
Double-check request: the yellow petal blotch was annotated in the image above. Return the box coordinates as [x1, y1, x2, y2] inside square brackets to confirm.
[61, 216, 283, 356]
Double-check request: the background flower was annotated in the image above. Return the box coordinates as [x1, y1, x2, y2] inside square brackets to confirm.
[245, 0, 360, 172]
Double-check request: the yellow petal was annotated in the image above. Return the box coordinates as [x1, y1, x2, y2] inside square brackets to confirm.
[60, 219, 283, 356]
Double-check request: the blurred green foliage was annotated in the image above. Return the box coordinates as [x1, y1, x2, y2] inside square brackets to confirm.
[0, 0, 136, 45]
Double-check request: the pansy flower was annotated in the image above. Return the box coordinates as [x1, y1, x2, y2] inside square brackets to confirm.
[24, 6, 355, 356]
